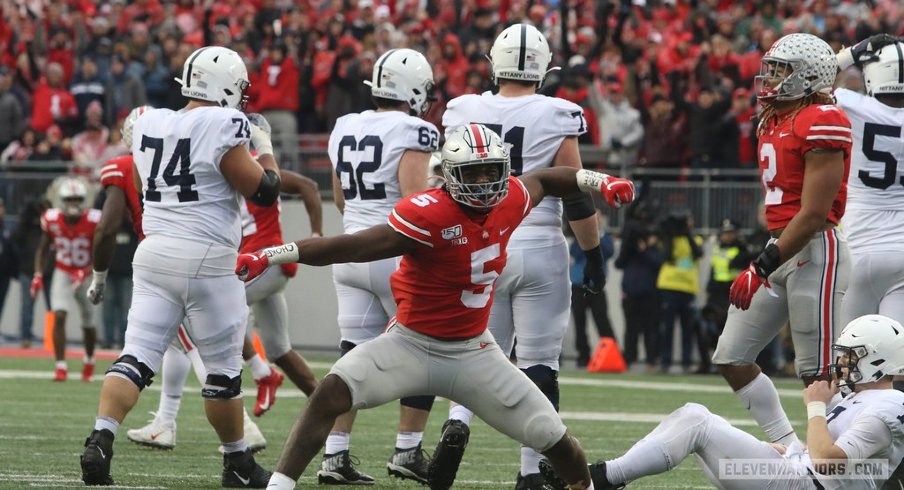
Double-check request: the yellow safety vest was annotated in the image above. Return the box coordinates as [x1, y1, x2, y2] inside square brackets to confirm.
[656, 236, 703, 294]
[711, 245, 742, 283]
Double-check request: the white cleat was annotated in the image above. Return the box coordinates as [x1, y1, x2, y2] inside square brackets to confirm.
[219, 409, 267, 454]
[126, 413, 176, 450]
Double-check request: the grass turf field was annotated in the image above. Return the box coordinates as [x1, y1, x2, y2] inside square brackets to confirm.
[0, 354, 809, 489]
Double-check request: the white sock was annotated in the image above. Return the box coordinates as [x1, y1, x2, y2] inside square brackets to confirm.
[449, 405, 474, 426]
[221, 439, 248, 454]
[94, 416, 119, 436]
[247, 353, 271, 380]
[84, 355, 94, 365]
[158, 346, 192, 425]
[396, 431, 423, 450]
[586, 483, 594, 490]
[736, 373, 797, 445]
[56, 360, 67, 370]
[325, 431, 350, 455]
[267, 472, 297, 489]
[520, 446, 542, 476]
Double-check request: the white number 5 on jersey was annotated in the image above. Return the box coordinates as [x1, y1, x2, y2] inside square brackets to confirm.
[461, 244, 500, 308]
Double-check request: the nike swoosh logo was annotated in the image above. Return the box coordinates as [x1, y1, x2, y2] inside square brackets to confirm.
[150, 431, 165, 441]
[499, 227, 510, 236]
[479, 342, 490, 349]
[797, 260, 809, 268]
[779, 132, 790, 137]
[259, 390, 270, 411]
[233, 471, 250, 485]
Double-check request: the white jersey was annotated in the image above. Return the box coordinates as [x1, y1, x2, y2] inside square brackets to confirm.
[808, 389, 904, 490]
[133, 106, 249, 250]
[329, 110, 439, 233]
[443, 92, 586, 243]
[836, 88, 904, 255]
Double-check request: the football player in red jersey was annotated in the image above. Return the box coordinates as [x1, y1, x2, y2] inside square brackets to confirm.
[33, 177, 101, 382]
[712, 33, 852, 448]
[236, 124, 635, 490]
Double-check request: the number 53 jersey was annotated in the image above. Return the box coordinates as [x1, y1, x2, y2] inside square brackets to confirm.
[328, 110, 440, 233]
[132, 106, 251, 250]
[836, 88, 904, 255]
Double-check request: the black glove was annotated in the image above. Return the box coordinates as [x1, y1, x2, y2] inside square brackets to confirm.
[610, 137, 623, 150]
[752, 243, 781, 278]
[850, 34, 901, 67]
[582, 245, 605, 296]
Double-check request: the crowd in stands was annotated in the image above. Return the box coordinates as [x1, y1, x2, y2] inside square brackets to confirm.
[0, 0, 902, 174]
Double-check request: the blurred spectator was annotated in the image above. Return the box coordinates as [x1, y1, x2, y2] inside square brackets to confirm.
[98, 123, 128, 163]
[31, 63, 78, 134]
[592, 82, 643, 170]
[638, 94, 686, 170]
[457, 7, 497, 48]
[569, 210, 616, 368]
[71, 101, 110, 173]
[70, 56, 107, 120]
[683, 87, 731, 168]
[435, 34, 469, 101]
[555, 63, 598, 146]
[323, 36, 364, 130]
[0, 66, 25, 153]
[0, 199, 17, 340]
[140, 46, 171, 108]
[730, 88, 757, 168]
[12, 198, 53, 348]
[656, 211, 703, 374]
[252, 43, 300, 166]
[28, 127, 66, 162]
[1, 129, 38, 164]
[104, 55, 146, 127]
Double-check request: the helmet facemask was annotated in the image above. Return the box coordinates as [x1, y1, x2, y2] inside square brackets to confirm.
[831, 344, 870, 396]
[444, 158, 510, 210]
[62, 196, 84, 219]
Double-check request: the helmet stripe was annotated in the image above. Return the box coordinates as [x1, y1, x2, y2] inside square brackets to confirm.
[518, 24, 527, 71]
[469, 124, 486, 153]
[896, 42, 904, 84]
[376, 49, 398, 88]
[184, 47, 211, 89]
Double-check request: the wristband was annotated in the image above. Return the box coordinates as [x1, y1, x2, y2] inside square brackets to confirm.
[575, 169, 610, 193]
[92, 269, 108, 284]
[261, 242, 300, 265]
[807, 401, 827, 420]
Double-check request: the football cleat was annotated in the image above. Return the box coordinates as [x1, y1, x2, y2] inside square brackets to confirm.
[80, 429, 115, 486]
[254, 369, 284, 417]
[82, 363, 95, 382]
[317, 450, 376, 485]
[427, 419, 470, 490]
[516, 472, 564, 490]
[218, 410, 267, 454]
[53, 367, 67, 382]
[387, 443, 430, 484]
[126, 414, 176, 450]
[222, 448, 271, 488]
[588, 460, 624, 490]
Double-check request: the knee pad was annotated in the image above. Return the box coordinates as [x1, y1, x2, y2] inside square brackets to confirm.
[523, 365, 559, 411]
[105, 355, 155, 390]
[202, 373, 243, 400]
[339, 340, 357, 357]
[400, 395, 435, 411]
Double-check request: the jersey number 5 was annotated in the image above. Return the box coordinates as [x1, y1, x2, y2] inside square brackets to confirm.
[760, 143, 784, 205]
[858, 122, 904, 189]
[337, 135, 387, 200]
[461, 244, 501, 309]
[140, 135, 199, 203]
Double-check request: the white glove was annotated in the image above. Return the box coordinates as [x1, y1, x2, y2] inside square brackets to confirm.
[87, 269, 108, 305]
[245, 113, 272, 135]
[250, 122, 274, 157]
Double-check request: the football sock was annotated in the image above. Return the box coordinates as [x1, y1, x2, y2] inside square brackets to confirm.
[84, 355, 94, 365]
[736, 373, 797, 445]
[159, 347, 192, 425]
[247, 354, 270, 380]
[267, 472, 296, 489]
[520, 446, 542, 476]
[449, 405, 474, 426]
[396, 431, 423, 450]
[94, 416, 119, 436]
[325, 431, 350, 455]
[221, 439, 248, 454]
[56, 360, 67, 370]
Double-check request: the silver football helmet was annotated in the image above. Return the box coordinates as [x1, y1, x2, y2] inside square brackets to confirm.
[489, 23, 554, 88]
[121, 105, 152, 148]
[175, 46, 250, 110]
[863, 42, 904, 96]
[441, 124, 511, 210]
[832, 314, 904, 395]
[755, 33, 837, 101]
[364, 48, 435, 116]
[59, 177, 87, 218]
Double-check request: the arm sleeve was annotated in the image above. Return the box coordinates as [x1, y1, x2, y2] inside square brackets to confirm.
[834, 415, 893, 460]
[795, 105, 853, 155]
[387, 197, 437, 249]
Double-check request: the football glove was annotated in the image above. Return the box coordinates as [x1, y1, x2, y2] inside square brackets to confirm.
[837, 34, 901, 70]
[600, 175, 635, 209]
[729, 243, 781, 310]
[86, 270, 108, 305]
[582, 245, 605, 296]
[235, 250, 270, 282]
[30, 273, 44, 298]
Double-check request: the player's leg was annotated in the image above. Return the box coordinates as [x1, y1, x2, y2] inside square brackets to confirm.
[571, 284, 592, 366]
[269, 326, 430, 489]
[49, 271, 71, 380]
[712, 266, 793, 445]
[80, 268, 182, 485]
[74, 280, 97, 381]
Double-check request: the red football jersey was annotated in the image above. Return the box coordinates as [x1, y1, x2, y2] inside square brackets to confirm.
[41, 208, 101, 274]
[241, 199, 298, 277]
[758, 103, 852, 230]
[388, 176, 533, 339]
[100, 155, 144, 239]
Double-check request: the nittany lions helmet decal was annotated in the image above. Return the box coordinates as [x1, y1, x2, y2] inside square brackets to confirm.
[489, 24, 555, 88]
[176, 46, 250, 110]
[364, 48, 435, 116]
[832, 314, 904, 395]
[442, 124, 511, 210]
[863, 42, 904, 96]
[756, 33, 837, 101]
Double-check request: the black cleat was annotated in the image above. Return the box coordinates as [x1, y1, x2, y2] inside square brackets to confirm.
[588, 460, 625, 490]
[537, 461, 567, 490]
[427, 419, 470, 490]
[516, 472, 564, 490]
[317, 450, 375, 485]
[222, 448, 271, 488]
[882, 457, 904, 490]
[80, 429, 115, 486]
[387, 443, 430, 484]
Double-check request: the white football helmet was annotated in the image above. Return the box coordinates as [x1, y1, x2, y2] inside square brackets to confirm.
[121, 105, 152, 148]
[489, 23, 554, 88]
[756, 33, 837, 101]
[175, 46, 250, 110]
[364, 48, 434, 116]
[59, 177, 87, 218]
[832, 314, 904, 395]
[441, 124, 511, 210]
[863, 42, 904, 96]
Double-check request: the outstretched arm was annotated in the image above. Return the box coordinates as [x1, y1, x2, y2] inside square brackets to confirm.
[280, 169, 323, 236]
[519, 167, 635, 210]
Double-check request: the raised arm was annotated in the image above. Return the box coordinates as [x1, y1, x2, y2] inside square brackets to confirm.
[519, 167, 635, 211]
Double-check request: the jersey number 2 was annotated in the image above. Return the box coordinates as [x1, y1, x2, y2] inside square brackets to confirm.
[760, 143, 784, 205]
[858, 122, 904, 189]
[337, 135, 387, 200]
[140, 136, 199, 203]
[460, 244, 501, 309]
